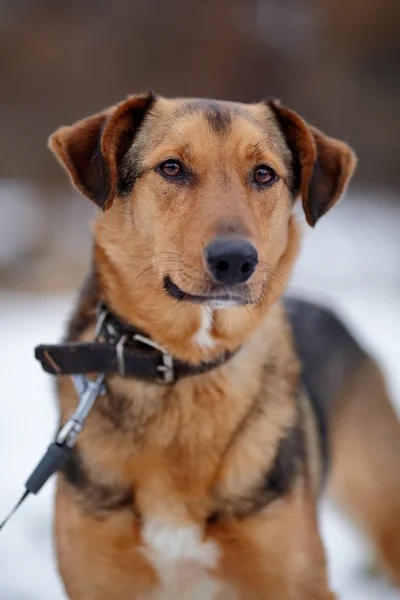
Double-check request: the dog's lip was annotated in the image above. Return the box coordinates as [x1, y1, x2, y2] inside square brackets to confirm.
[163, 275, 250, 306]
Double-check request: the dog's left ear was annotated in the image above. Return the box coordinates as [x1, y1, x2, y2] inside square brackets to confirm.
[49, 93, 155, 210]
[268, 100, 357, 226]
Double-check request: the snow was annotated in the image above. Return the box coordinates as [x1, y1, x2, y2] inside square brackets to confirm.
[0, 182, 45, 267]
[0, 190, 399, 599]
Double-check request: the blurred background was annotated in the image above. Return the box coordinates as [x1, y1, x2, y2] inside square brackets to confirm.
[0, 1, 399, 599]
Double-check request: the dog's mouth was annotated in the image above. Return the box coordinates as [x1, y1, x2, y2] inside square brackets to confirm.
[163, 275, 252, 308]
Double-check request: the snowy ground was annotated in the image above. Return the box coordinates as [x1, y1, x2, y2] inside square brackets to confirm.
[0, 189, 399, 599]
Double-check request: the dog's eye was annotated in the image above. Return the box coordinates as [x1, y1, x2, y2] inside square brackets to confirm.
[253, 165, 277, 186]
[159, 160, 184, 179]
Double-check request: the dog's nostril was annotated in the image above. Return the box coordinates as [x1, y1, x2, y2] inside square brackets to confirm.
[241, 261, 253, 274]
[216, 260, 229, 273]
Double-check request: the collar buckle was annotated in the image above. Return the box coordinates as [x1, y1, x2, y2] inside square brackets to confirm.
[97, 304, 175, 383]
[133, 334, 175, 384]
[94, 303, 109, 340]
[116, 334, 129, 376]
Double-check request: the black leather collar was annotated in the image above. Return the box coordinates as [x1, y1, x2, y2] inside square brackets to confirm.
[35, 303, 236, 384]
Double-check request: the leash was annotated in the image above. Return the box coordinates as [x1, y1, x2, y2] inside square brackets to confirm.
[0, 373, 105, 531]
[1, 303, 236, 531]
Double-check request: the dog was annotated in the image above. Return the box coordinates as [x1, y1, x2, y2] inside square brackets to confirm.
[47, 93, 400, 599]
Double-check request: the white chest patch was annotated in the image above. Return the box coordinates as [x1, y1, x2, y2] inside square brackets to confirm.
[141, 522, 223, 600]
[193, 307, 215, 349]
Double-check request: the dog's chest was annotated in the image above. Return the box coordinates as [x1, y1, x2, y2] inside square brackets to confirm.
[139, 522, 231, 600]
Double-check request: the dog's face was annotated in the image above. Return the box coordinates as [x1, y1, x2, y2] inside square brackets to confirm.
[50, 94, 356, 358]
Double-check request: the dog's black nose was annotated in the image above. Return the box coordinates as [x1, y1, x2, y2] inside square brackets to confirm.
[204, 238, 258, 285]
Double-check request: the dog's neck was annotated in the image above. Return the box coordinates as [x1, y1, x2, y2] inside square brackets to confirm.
[88, 215, 301, 365]
[91, 249, 256, 365]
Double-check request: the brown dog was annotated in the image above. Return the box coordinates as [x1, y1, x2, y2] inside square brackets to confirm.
[48, 94, 400, 599]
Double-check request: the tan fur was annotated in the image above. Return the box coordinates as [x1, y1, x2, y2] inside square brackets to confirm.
[328, 356, 400, 585]
[48, 94, 367, 599]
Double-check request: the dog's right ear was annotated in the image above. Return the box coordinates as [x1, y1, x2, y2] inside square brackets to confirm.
[49, 93, 155, 210]
[267, 99, 356, 227]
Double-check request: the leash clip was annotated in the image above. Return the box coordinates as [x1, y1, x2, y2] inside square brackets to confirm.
[0, 373, 106, 532]
[57, 373, 106, 448]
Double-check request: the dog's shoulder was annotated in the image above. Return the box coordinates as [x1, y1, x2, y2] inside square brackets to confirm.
[283, 296, 365, 474]
[283, 296, 364, 406]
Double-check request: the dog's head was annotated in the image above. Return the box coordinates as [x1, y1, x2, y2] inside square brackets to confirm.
[50, 94, 356, 361]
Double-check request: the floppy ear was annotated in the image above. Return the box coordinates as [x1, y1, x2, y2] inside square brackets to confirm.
[268, 100, 357, 226]
[49, 93, 155, 210]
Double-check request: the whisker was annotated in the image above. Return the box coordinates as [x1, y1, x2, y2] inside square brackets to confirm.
[265, 275, 283, 290]
[258, 262, 285, 277]
[245, 305, 255, 328]
[170, 299, 191, 318]
[143, 251, 182, 259]
[136, 260, 181, 281]
[264, 283, 278, 303]
[204, 306, 219, 329]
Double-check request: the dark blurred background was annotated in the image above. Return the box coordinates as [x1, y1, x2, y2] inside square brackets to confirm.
[0, 0, 399, 292]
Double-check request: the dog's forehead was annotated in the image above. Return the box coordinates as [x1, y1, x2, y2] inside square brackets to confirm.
[137, 96, 288, 161]
[154, 97, 267, 131]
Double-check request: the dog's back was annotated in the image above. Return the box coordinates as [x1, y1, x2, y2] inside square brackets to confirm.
[285, 297, 400, 584]
[284, 297, 364, 470]
[285, 298, 364, 412]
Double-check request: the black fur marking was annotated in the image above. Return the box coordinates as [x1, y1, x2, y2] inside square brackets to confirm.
[204, 104, 232, 134]
[284, 297, 365, 478]
[178, 100, 233, 135]
[63, 448, 133, 515]
[305, 158, 340, 224]
[206, 511, 220, 526]
[116, 93, 156, 196]
[86, 131, 113, 209]
[213, 414, 304, 523]
[71, 93, 155, 208]
[97, 390, 133, 431]
[117, 93, 156, 171]
[64, 269, 99, 342]
[118, 154, 145, 196]
[263, 422, 304, 498]
[267, 100, 302, 199]
[233, 419, 304, 520]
